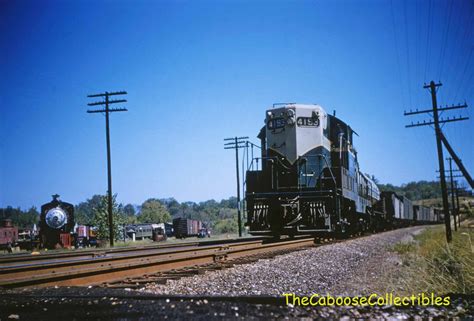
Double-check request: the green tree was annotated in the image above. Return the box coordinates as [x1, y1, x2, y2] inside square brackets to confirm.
[123, 204, 136, 216]
[160, 198, 181, 217]
[75, 195, 103, 225]
[123, 204, 137, 224]
[138, 199, 171, 223]
[377, 180, 442, 201]
[214, 218, 238, 234]
[91, 194, 126, 241]
[0, 206, 39, 228]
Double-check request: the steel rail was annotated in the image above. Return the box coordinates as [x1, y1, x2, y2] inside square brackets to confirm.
[0, 236, 266, 266]
[0, 237, 315, 288]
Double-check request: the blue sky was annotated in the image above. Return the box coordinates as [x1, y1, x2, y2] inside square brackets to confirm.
[1, 0, 473, 209]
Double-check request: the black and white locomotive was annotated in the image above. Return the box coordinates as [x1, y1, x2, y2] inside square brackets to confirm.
[245, 103, 438, 237]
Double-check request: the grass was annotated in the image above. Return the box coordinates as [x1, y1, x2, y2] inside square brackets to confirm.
[392, 242, 417, 255]
[391, 221, 474, 295]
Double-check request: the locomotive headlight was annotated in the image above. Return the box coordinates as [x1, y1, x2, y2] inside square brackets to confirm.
[45, 207, 68, 229]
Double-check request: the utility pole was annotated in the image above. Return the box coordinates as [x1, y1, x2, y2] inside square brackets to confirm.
[437, 166, 464, 230]
[87, 91, 128, 247]
[454, 181, 461, 228]
[404, 81, 468, 242]
[224, 136, 249, 237]
[447, 158, 457, 231]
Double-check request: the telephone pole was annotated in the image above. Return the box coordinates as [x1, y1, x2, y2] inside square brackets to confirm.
[447, 158, 457, 231]
[224, 136, 249, 237]
[405, 81, 469, 242]
[454, 181, 461, 228]
[87, 91, 128, 247]
[438, 165, 463, 231]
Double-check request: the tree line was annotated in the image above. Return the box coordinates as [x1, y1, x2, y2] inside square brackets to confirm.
[0, 195, 240, 238]
[377, 180, 442, 200]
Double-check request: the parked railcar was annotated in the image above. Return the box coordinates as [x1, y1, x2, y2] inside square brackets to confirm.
[74, 225, 98, 248]
[154, 222, 174, 237]
[173, 218, 202, 238]
[126, 224, 154, 240]
[0, 219, 18, 250]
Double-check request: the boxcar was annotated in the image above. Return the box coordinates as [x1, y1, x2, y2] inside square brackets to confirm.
[403, 196, 413, 221]
[0, 219, 18, 248]
[173, 218, 202, 238]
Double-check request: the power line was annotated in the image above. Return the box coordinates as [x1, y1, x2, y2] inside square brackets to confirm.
[453, 47, 474, 102]
[403, 0, 413, 108]
[437, 0, 454, 80]
[449, 2, 474, 100]
[391, 0, 407, 108]
[424, 0, 433, 81]
[444, 1, 471, 100]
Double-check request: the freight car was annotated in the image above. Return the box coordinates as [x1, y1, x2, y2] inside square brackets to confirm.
[413, 205, 432, 224]
[245, 103, 441, 237]
[74, 225, 98, 248]
[172, 218, 203, 238]
[0, 219, 18, 251]
[125, 224, 167, 242]
[39, 194, 75, 249]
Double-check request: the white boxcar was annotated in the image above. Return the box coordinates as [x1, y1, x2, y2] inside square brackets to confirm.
[414, 205, 431, 222]
[403, 196, 413, 220]
[429, 207, 436, 222]
[393, 194, 404, 219]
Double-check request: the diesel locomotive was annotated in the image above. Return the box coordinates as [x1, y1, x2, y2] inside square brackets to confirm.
[245, 103, 438, 237]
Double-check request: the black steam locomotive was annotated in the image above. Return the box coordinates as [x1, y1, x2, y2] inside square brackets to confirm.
[39, 194, 75, 248]
[245, 104, 439, 237]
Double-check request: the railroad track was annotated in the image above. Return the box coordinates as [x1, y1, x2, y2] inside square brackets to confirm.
[0, 236, 266, 266]
[0, 236, 316, 289]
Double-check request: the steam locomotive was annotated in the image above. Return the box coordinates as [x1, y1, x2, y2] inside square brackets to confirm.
[39, 194, 75, 248]
[245, 103, 439, 237]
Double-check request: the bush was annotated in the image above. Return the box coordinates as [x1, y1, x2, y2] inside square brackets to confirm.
[213, 218, 238, 234]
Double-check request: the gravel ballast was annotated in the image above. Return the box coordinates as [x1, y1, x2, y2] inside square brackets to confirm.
[143, 226, 427, 296]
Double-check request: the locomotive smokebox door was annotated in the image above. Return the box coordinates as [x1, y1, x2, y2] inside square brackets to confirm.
[39, 194, 75, 249]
